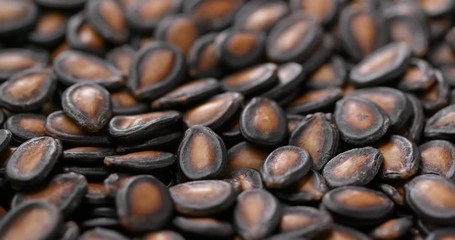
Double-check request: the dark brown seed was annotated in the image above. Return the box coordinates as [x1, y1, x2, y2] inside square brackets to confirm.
[62, 83, 112, 132]
[178, 125, 227, 180]
[289, 113, 339, 171]
[91, 207, 117, 218]
[334, 97, 390, 145]
[286, 87, 343, 115]
[347, 87, 411, 130]
[215, 30, 265, 69]
[398, 59, 435, 92]
[85, 182, 111, 204]
[143, 231, 184, 240]
[115, 130, 183, 154]
[11, 172, 88, 215]
[226, 141, 270, 172]
[66, 13, 106, 54]
[416, 0, 455, 17]
[224, 168, 263, 193]
[79, 228, 128, 240]
[106, 46, 135, 78]
[379, 183, 405, 207]
[426, 228, 455, 240]
[36, 0, 86, 10]
[322, 147, 383, 187]
[0, 68, 56, 111]
[152, 78, 221, 109]
[65, 167, 110, 182]
[86, 0, 129, 44]
[319, 224, 370, 240]
[172, 216, 234, 239]
[80, 217, 120, 230]
[188, 33, 222, 79]
[0, 129, 11, 154]
[63, 147, 115, 165]
[350, 42, 412, 87]
[170, 180, 235, 216]
[186, 0, 244, 31]
[28, 11, 67, 47]
[217, 110, 242, 141]
[418, 70, 449, 112]
[154, 15, 199, 56]
[370, 217, 413, 240]
[266, 13, 322, 63]
[128, 42, 185, 100]
[276, 169, 328, 203]
[222, 63, 278, 96]
[399, 94, 424, 143]
[54, 50, 123, 89]
[126, 0, 182, 33]
[110, 89, 149, 115]
[419, 140, 455, 180]
[234, 189, 281, 240]
[104, 173, 134, 197]
[104, 150, 176, 171]
[45, 111, 110, 146]
[276, 206, 332, 239]
[183, 92, 242, 129]
[386, 14, 429, 57]
[0, 49, 48, 82]
[0, 202, 62, 240]
[261, 146, 311, 189]
[376, 135, 419, 180]
[240, 97, 287, 146]
[425, 104, 455, 139]
[405, 174, 455, 224]
[116, 175, 173, 232]
[305, 56, 347, 89]
[234, 0, 289, 32]
[428, 42, 455, 66]
[291, 0, 339, 26]
[6, 136, 62, 189]
[286, 114, 304, 135]
[0, 0, 38, 37]
[322, 186, 394, 226]
[339, 4, 387, 61]
[262, 62, 305, 100]
[108, 110, 180, 142]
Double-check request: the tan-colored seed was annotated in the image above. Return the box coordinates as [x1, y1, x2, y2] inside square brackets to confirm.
[63, 55, 111, 79]
[223, 66, 266, 87]
[49, 113, 84, 134]
[18, 118, 46, 135]
[100, 0, 125, 34]
[335, 189, 387, 208]
[139, 50, 175, 89]
[289, 88, 338, 106]
[227, 33, 256, 56]
[421, 145, 453, 174]
[0, 1, 26, 23]
[0, 54, 36, 72]
[15, 140, 47, 174]
[301, 0, 332, 22]
[115, 112, 169, 129]
[78, 24, 104, 49]
[36, 12, 64, 34]
[138, 0, 173, 21]
[253, 103, 278, 134]
[331, 154, 370, 178]
[129, 181, 162, 217]
[341, 99, 376, 130]
[184, 97, 228, 126]
[190, 133, 215, 170]
[358, 50, 398, 75]
[276, 21, 309, 52]
[6, 72, 47, 101]
[280, 214, 314, 231]
[193, 0, 239, 22]
[412, 179, 455, 209]
[244, 3, 287, 31]
[2, 208, 53, 240]
[351, 12, 376, 55]
[166, 18, 198, 55]
[268, 150, 300, 176]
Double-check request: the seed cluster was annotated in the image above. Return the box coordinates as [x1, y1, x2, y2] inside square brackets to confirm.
[0, 0, 455, 239]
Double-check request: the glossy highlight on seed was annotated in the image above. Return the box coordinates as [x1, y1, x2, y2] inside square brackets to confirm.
[0, 49, 48, 82]
[0, 0, 38, 37]
[234, 0, 289, 32]
[419, 140, 455, 179]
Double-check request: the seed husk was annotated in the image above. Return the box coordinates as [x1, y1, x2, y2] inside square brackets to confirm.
[386, 14, 429, 57]
[104, 150, 176, 172]
[262, 62, 305, 100]
[419, 140, 455, 180]
[110, 89, 149, 115]
[276, 169, 328, 204]
[0, 129, 12, 154]
[63, 147, 115, 165]
[286, 87, 343, 115]
[399, 94, 425, 143]
[79, 228, 128, 240]
[322, 147, 383, 187]
[398, 59, 435, 92]
[305, 56, 347, 89]
[234, 0, 289, 32]
[0, 49, 48, 82]
[370, 217, 413, 240]
[28, 11, 67, 47]
[172, 216, 235, 239]
[154, 14, 199, 56]
[425, 104, 455, 139]
[0, 0, 38, 37]
[379, 183, 406, 207]
[170, 180, 235, 216]
[185, 0, 244, 31]
[178, 125, 227, 180]
[125, 0, 182, 33]
[224, 168, 263, 193]
[5, 113, 47, 143]
[291, 0, 339, 26]
[226, 141, 270, 172]
[116, 175, 173, 232]
[276, 206, 332, 239]
[222, 63, 278, 96]
[106, 46, 135, 78]
[66, 13, 107, 55]
[86, 0, 129, 44]
[417, 69, 449, 112]
[319, 224, 370, 240]
[188, 33, 222, 79]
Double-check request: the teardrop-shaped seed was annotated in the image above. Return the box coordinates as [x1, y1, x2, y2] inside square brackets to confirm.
[222, 63, 278, 96]
[276, 206, 332, 239]
[261, 146, 311, 189]
[226, 141, 270, 172]
[186, 0, 243, 31]
[0, 0, 38, 37]
[5, 113, 46, 143]
[322, 186, 394, 226]
[339, 5, 387, 61]
[66, 13, 106, 54]
[143, 231, 184, 240]
[178, 126, 227, 180]
[235, 189, 281, 240]
[172, 216, 235, 239]
[6, 136, 62, 189]
[0, 49, 48, 82]
[28, 11, 67, 47]
[86, 0, 129, 43]
[225, 168, 263, 193]
[54, 50, 123, 89]
[320, 224, 370, 240]
[370, 217, 413, 240]
[376, 135, 419, 180]
[267, 13, 322, 63]
[323, 147, 383, 187]
[425, 104, 455, 139]
[106, 46, 135, 78]
[12, 172, 88, 215]
[234, 0, 289, 32]
[348, 87, 411, 130]
[350, 43, 412, 87]
[125, 0, 182, 33]
[104, 151, 176, 171]
[398, 59, 435, 92]
[387, 13, 428, 57]
[154, 14, 199, 56]
[405, 174, 455, 224]
[276, 169, 328, 203]
[111, 89, 149, 115]
[45, 111, 110, 146]
[240, 97, 287, 146]
[0, 202, 62, 240]
[289, 113, 339, 171]
[0, 68, 56, 111]
[334, 97, 390, 145]
[262, 62, 306, 100]
[183, 92, 243, 129]
[379, 183, 405, 207]
[305, 56, 347, 89]
[62, 83, 112, 133]
[116, 175, 173, 232]
[108, 110, 180, 142]
[286, 87, 343, 115]
[419, 140, 455, 180]
[0, 129, 12, 153]
[170, 180, 235, 216]
[79, 228, 128, 240]
[291, 0, 339, 26]
[128, 42, 185, 100]
[152, 78, 222, 109]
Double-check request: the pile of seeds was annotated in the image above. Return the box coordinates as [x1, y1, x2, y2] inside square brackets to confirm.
[1, 0, 455, 239]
